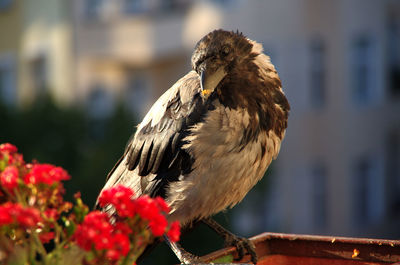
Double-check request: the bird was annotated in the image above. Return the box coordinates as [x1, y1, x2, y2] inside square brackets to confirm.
[96, 29, 290, 264]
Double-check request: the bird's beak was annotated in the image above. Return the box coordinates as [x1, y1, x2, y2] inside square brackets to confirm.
[200, 65, 227, 97]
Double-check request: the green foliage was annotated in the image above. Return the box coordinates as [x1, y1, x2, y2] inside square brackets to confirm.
[0, 96, 135, 207]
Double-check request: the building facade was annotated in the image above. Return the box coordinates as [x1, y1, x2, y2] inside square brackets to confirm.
[0, 0, 74, 107]
[0, 0, 22, 106]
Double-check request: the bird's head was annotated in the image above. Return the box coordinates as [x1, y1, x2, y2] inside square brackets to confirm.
[191, 29, 255, 97]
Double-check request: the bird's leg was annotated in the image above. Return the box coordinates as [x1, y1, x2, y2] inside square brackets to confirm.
[163, 235, 202, 264]
[202, 217, 258, 264]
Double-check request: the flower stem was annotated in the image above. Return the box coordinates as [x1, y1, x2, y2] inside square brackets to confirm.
[32, 230, 48, 265]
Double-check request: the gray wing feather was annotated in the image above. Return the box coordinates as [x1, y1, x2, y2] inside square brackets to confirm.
[97, 71, 205, 203]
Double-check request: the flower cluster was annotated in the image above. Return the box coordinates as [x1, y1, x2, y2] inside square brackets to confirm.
[24, 164, 70, 185]
[0, 143, 181, 265]
[98, 185, 175, 237]
[74, 211, 131, 261]
[0, 166, 18, 191]
[0, 143, 71, 249]
[0, 202, 41, 228]
[73, 185, 181, 264]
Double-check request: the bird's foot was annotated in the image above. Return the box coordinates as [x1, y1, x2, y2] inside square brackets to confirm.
[224, 234, 258, 264]
[179, 251, 202, 264]
[164, 235, 203, 264]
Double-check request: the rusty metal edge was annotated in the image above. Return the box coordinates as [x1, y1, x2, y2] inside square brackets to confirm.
[251, 232, 400, 246]
[201, 232, 400, 264]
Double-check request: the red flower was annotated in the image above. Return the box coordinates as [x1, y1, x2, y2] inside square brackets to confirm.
[105, 249, 120, 261]
[74, 211, 113, 251]
[24, 164, 70, 185]
[0, 143, 17, 154]
[149, 213, 168, 236]
[75, 211, 133, 261]
[0, 203, 13, 225]
[0, 203, 42, 228]
[6, 153, 24, 166]
[0, 166, 19, 191]
[104, 233, 130, 261]
[0, 143, 19, 165]
[5, 202, 22, 217]
[167, 221, 181, 242]
[98, 185, 134, 206]
[39, 232, 55, 244]
[17, 207, 42, 228]
[155, 196, 170, 213]
[94, 233, 113, 250]
[114, 222, 132, 235]
[98, 185, 136, 217]
[0, 143, 181, 264]
[135, 195, 159, 221]
[111, 233, 130, 256]
[44, 208, 59, 220]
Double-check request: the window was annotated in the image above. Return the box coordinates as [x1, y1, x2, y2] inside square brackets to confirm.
[124, 0, 148, 14]
[351, 36, 377, 105]
[87, 84, 115, 139]
[0, 54, 16, 106]
[311, 163, 328, 229]
[159, 0, 176, 11]
[124, 0, 190, 14]
[310, 38, 326, 108]
[352, 155, 383, 225]
[212, 0, 234, 5]
[86, 0, 101, 17]
[387, 15, 400, 96]
[84, 0, 115, 20]
[87, 84, 114, 120]
[126, 71, 151, 117]
[0, 0, 12, 10]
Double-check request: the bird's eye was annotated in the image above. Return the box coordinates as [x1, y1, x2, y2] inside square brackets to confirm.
[221, 45, 230, 56]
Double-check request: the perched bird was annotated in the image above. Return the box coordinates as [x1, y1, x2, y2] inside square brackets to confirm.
[97, 29, 290, 264]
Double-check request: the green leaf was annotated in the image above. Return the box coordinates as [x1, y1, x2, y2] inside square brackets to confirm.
[0, 158, 7, 171]
[73, 197, 89, 223]
[62, 217, 76, 237]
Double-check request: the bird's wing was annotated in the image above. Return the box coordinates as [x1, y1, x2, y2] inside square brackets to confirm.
[101, 70, 206, 199]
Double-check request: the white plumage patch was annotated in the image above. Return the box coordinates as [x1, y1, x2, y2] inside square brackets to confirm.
[166, 101, 283, 224]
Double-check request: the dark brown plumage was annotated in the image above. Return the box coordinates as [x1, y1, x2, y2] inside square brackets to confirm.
[97, 29, 290, 264]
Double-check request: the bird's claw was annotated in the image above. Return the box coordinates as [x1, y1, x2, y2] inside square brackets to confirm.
[225, 235, 258, 264]
[180, 252, 202, 264]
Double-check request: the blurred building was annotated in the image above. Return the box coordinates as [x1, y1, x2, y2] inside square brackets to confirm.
[0, 0, 22, 106]
[1, 0, 400, 239]
[70, 0, 224, 119]
[0, 0, 74, 107]
[268, 0, 400, 239]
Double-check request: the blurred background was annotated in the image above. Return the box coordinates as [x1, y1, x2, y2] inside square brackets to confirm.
[1, 0, 400, 263]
